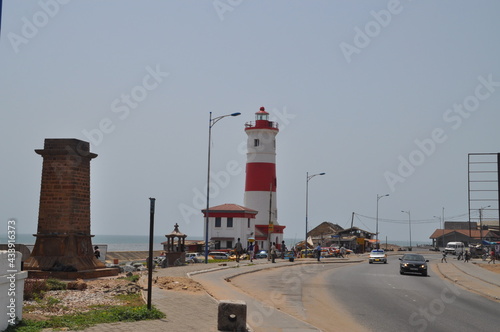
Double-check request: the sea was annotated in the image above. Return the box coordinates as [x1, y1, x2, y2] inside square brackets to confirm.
[4, 234, 432, 252]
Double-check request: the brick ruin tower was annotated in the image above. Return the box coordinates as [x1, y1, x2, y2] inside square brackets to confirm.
[24, 139, 118, 278]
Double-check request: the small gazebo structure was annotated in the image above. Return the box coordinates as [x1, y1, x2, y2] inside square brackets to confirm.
[162, 223, 187, 266]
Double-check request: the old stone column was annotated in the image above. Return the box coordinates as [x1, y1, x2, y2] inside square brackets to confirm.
[24, 139, 111, 276]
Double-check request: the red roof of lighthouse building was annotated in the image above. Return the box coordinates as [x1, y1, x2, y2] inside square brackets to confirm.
[255, 224, 286, 240]
[201, 203, 258, 218]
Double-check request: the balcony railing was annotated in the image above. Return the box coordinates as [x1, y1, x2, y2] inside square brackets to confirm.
[245, 121, 279, 129]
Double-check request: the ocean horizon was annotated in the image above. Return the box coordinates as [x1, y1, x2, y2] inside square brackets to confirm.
[3, 234, 432, 252]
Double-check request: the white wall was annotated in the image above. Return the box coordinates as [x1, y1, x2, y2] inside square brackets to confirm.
[209, 216, 252, 249]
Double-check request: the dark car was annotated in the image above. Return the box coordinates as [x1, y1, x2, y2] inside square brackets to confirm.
[399, 254, 429, 276]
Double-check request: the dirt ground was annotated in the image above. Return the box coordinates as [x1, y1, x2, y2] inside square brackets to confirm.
[477, 262, 500, 273]
[154, 276, 205, 292]
[23, 277, 139, 320]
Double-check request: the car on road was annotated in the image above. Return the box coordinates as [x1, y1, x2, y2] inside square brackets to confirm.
[444, 241, 465, 255]
[255, 250, 268, 259]
[208, 251, 229, 260]
[185, 252, 203, 263]
[368, 249, 387, 264]
[399, 253, 429, 276]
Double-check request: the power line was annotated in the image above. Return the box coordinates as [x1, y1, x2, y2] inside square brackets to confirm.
[353, 212, 469, 225]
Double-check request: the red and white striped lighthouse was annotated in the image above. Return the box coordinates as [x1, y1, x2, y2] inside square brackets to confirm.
[244, 107, 285, 250]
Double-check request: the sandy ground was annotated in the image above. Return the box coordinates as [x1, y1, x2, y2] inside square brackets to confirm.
[477, 262, 500, 274]
[154, 276, 205, 292]
[231, 265, 367, 332]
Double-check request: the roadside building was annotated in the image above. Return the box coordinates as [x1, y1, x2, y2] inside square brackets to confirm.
[202, 203, 258, 250]
[429, 229, 500, 247]
[336, 227, 376, 253]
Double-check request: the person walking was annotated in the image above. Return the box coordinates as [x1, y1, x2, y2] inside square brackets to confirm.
[94, 246, 101, 259]
[234, 238, 243, 263]
[464, 250, 470, 263]
[247, 242, 254, 263]
[270, 242, 277, 263]
[488, 248, 496, 264]
[340, 246, 346, 258]
[441, 251, 447, 263]
[281, 240, 287, 259]
[316, 243, 322, 262]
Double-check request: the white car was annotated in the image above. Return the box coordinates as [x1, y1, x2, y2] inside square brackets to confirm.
[369, 249, 387, 264]
[185, 253, 203, 262]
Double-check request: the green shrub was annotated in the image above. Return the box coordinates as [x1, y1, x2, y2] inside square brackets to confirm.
[46, 278, 67, 291]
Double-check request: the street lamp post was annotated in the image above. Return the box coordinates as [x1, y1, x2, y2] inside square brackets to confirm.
[204, 112, 241, 263]
[305, 172, 325, 257]
[401, 210, 411, 250]
[479, 205, 491, 246]
[433, 215, 444, 248]
[376, 194, 389, 249]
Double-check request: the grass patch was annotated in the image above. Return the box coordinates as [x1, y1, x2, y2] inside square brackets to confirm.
[45, 278, 67, 291]
[5, 305, 165, 332]
[118, 274, 140, 283]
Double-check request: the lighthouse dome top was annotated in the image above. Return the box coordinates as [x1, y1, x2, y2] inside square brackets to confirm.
[256, 106, 269, 120]
[245, 106, 279, 131]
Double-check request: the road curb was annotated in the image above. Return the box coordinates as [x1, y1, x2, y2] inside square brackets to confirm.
[433, 262, 500, 302]
[187, 259, 363, 281]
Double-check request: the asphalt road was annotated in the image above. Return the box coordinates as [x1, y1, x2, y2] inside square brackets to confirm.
[228, 255, 500, 331]
[324, 254, 500, 331]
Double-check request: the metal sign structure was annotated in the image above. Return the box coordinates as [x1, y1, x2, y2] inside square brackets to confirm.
[468, 153, 500, 236]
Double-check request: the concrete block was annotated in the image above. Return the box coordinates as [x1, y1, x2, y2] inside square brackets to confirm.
[218, 300, 247, 331]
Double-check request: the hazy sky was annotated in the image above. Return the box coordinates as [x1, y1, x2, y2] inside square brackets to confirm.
[1, 0, 500, 244]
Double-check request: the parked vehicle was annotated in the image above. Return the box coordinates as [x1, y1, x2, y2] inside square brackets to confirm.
[444, 242, 465, 255]
[368, 249, 387, 264]
[208, 251, 229, 260]
[255, 250, 268, 259]
[399, 254, 429, 276]
[299, 249, 315, 258]
[229, 253, 248, 261]
[185, 252, 203, 263]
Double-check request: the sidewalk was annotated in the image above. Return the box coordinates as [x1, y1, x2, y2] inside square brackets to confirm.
[434, 258, 500, 302]
[67, 255, 499, 331]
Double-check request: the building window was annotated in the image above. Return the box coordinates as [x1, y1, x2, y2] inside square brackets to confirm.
[227, 217, 233, 228]
[254, 139, 260, 147]
[215, 217, 221, 228]
[247, 218, 250, 228]
[226, 241, 232, 249]
[215, 241, 221, 249]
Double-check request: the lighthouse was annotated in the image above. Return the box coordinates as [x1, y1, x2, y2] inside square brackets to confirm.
[244, 107, 285, 250]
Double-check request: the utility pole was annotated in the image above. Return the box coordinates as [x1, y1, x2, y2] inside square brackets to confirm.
[147, 197, 155, 310]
